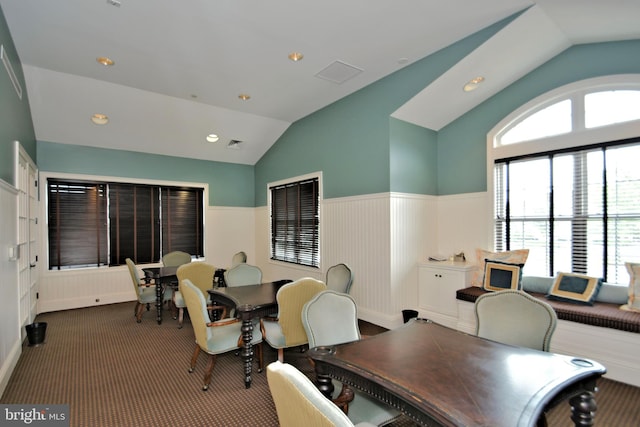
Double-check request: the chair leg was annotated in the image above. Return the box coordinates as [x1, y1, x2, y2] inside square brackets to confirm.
[202, 354, 217, 391]
[135, 302, 144, 323]
[255, 343, 264, 373]
[177, 308, 184, 329]
[189, 345, 200, 373]
[277, 348, 284, 363]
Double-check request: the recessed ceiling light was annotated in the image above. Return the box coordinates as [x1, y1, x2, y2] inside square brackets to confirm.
[463, 76, 485, 92]
[96, 56, 114, 66]
[238, 94, 251, 101]
[288, 52, 304, 62]
[91, 113, 109, 125]
[206, 134, 219, 143]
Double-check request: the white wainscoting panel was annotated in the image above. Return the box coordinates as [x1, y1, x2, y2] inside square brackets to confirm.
[38, 267, 133, 313]
[0, 180, 21, 397]
[323, 193, 391, 323]
[390, 193, 437, 326]
[257, 193, 438, 329]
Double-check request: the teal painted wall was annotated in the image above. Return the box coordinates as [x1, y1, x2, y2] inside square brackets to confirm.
[38, 141, 255, 207]
[0, 6, 36, 185]
[254, 17, 514, 206]
[437, 39, 640, 195]
[390, 118, 437, 194]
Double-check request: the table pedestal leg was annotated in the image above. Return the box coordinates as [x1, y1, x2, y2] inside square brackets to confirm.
[570, 390, 597, 426]
[239, 306, 254, 388]
[156, 281, 163, 324]
[310, 346, 337, 399]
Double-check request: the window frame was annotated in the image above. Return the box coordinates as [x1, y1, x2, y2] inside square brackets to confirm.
[41, 171, 208, 271]
[267, 172, 322, 271]
[487, 74, 640, 283]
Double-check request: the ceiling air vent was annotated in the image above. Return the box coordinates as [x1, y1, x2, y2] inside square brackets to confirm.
[315, 60, 363, 84]
[226, 139, 243, 150]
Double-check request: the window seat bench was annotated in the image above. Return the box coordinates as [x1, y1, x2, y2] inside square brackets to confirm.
[455, 286, 640, 334]
[453, 285, 640, 387]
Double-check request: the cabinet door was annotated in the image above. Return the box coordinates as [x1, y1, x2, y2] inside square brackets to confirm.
[418, 267, 465, 318]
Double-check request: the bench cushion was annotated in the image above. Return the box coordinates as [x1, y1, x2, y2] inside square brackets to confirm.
[456, 286, 640, 334]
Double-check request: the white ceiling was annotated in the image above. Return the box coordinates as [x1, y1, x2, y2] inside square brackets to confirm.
[1, 0, 639, 165]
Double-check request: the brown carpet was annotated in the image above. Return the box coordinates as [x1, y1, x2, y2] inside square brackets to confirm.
[1, 303, 638, 426]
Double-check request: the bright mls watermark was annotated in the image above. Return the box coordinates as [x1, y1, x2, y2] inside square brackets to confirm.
[1, 405, 69, 426]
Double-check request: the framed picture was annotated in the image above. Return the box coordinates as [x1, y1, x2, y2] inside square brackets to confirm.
[483, 261, 522, 292]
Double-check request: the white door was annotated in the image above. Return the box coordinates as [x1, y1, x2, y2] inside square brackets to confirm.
[16, 141, 39, 325]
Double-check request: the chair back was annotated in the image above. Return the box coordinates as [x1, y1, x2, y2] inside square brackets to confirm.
[162, 251, 192, 267]
[302, 290, 360, 348]
[474, 290, 557, 351]
[180, 279, 213, 348]
[326, 263, 354, 294]
[225, 263, 262, 287]
[177, 262, 216, 297]
[267, 361, 355, 427]
[231, 251, 247, 267]
[125, 258, 143, 299]
[277, 278, 326, 347]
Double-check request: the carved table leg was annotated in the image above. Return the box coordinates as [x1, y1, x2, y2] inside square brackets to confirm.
[239, 306, 254, 388]
[569, 390, 597, 427]
[156, 280, 163, 324]
[309, 350, 336, 400]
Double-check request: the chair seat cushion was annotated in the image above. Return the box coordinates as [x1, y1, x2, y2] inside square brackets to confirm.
[173, 290, 186, 308]
[205, 321, 262, 354]
[262, 320, 286, 349]
[139, 286, 157, 304]
[329, 379, 400, 426]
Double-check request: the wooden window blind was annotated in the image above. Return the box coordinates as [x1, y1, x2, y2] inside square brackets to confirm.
[270, 177, 319, 268]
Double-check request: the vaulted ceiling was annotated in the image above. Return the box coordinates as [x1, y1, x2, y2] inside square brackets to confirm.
[1, 0, 639, 165]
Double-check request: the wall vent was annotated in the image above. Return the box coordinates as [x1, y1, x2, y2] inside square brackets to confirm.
[226, 139, 243, 150]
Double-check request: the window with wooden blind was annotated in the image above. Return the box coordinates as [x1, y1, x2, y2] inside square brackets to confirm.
[48, 178, 204, 269]
[269, 175, 320, 268]
[494, 139, 640, 282]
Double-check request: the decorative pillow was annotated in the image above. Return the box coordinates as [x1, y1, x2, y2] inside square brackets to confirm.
[621, 262, 640, 312]
[482, 260, 523, 292]
[470, 248, 529, 287]
[547, 272, 602, 305]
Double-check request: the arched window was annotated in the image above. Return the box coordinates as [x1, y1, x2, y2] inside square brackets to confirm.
[488, 75, 640, 283]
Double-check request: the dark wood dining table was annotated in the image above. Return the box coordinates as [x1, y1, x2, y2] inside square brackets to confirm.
[208, 279, 292, 388]
[142, 266, 179, 325]
[308, 318, 606, 427]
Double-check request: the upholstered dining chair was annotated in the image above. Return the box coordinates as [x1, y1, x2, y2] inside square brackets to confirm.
[180, 279, 263, 391]
[161, 251, 192, 323]
[126, 258, 172, 323]
[172, 261, 217, 328]
[224, 263, 262, 287]
[474, 289, 558, 352]
[326, 263, 354, 294]
[302, 290, 400, 426]
[260, 277, 326, 362]
[162, 250, 192, 267]
[231, 251, 247, 267]
[267, 361, 377, 427]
